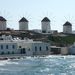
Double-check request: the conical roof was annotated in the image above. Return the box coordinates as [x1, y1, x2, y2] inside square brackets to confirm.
[19, 17, 28, 22]
[41, 17, 50, 22]
[0, 16, 6, 21]
[63, 21, 72, 26]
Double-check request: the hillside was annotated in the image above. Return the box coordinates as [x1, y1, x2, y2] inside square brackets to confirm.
[48, 35, 75, 46]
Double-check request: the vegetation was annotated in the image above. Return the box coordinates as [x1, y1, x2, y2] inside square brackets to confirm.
[48, 35, 75, 46]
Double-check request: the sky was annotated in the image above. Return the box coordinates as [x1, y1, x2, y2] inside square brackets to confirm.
[0, 0, 75, 32]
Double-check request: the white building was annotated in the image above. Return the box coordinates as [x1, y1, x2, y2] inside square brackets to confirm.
[68, 42, 75, 55]
[0, 42, 18, 55]
[0, 16, 7, 30]
[41, 17, 51, 33]
[0, 35, 18, 55]
[63, 21, 72, 34]
[16, 39, 50, 56]
[19, 17, 28, 30]
[0, 35, 50, 56]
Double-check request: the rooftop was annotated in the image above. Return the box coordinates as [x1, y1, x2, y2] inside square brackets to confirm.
[19, 17, 28, 22]
[41, 17, 50, 22]
[0, 16, 6, 21]
[63, 21, 72, 26]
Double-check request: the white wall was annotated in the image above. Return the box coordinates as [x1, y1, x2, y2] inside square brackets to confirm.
[61, 47, 68, 55]
[17, 41, 33, 56]
[63, 26, 72, 33]
[19, 22, 28, 30]
[69, 46, 75, 54]
[0, 21, 6, 30]
[0, 42, 18, 54]
[17, 41, 50, 56]
[41, 22, 51, 33]
[32, 43, 50, 55]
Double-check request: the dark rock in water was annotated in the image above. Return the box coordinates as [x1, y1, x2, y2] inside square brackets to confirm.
[0, 57, 8, 60]
[9, 57, 16, 60]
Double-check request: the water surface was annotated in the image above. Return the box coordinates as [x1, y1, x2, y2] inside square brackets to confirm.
[0, 55, 75, 75]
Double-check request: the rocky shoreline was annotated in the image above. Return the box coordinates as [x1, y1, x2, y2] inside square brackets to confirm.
[0, 54, 27, 60]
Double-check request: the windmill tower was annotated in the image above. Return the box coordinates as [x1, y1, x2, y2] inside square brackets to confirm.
[63, 21, 72, 34]
[0, 16, 7, 30]
[41, 17, 51, 33]
[19, 17, 28, 30]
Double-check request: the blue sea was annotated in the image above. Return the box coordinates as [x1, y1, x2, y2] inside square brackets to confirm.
[0, 55, 75, 75]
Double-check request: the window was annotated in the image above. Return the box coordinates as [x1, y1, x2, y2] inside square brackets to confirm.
[39, 47, 42, 51]
[46, 46, 48, 51]
[1, 52, 4, 55]
[1, 45, 3, 49]
[6, 45, 8, 49]
[12, 45, 15, 49]
[42, 30, 46, 33]
[21, 49, 23, 54]
[19, 46, 21, 48]
[20, 48, 26, 54]
[22, 48, 26, 54]
[12, 51, 14, 54]
[7, 51, 10, 54]
[28, 48, 30, 51]
[35, 46, 37, 51]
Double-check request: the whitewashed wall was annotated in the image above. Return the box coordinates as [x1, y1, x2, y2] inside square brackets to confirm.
[32, 43, 50, 55]
[17, 41, 33, 56]
[63, 26, 72, 33]
[41, 22, 51, 33]
[0, 21, 6, 30]
[0, 42, 18, 54]
[61, 47, 68, 55]
[19, 22, 28, 30]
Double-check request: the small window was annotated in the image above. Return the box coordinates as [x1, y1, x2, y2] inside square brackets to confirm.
[35, 46, 37, 51]
[12, 45, 15, 49]
[42, 31, 46, 33]
[39, 47, 42, 51]
[1, 52, 4, 55]
[1, 45, 3, 49]
[12, 51, 14, 54]
[7, 51, 10, 54]
[46, 46, 48, 51]
[19, 46, 21, 48]
[28, 48, 30, 51]
[23, 48, 26, 54]
[6, 45, 8, 49]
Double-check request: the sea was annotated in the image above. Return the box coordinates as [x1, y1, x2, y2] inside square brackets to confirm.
[0, 55, 75, 75]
